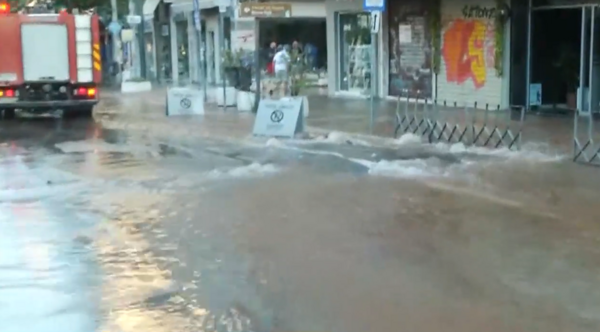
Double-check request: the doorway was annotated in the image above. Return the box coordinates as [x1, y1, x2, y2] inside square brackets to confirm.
[515, 3, 600, 114]
[258, 18, 327, 71]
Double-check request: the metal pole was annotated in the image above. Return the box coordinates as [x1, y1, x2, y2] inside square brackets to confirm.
[579, 7, 587, 114]
[193, 0, 206, 98]
[370, 31, 376, 134]
[219, 9, 226, 109]
[197, 22, 206, 98]
[525, 0, 532, 109]
[588, 6, 595, 137]
[253, 18, 261, 113]
[111, 0, 121, 82]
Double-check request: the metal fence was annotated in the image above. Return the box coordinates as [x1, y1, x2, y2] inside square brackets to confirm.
[573, 111, 600, 165]
[394, 97, 525, 150]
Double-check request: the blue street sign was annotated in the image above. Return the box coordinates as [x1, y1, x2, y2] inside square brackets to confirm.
[363, 0, 385, 12]
[193, 0, 201, 31]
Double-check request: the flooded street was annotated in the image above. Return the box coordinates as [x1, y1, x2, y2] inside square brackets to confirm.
[1, 94, 600, 332]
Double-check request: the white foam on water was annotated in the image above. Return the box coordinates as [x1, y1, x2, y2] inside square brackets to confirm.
[265, 138, 285, 148]
[392, 133, 424, 145]
[432, 141, 567, 163]
[349, 158, 443, 178]
[206, 163, 279, 180]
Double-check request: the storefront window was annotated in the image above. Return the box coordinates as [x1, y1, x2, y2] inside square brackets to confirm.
[176, 20, 190, 83]
[338, 13, 371, 94]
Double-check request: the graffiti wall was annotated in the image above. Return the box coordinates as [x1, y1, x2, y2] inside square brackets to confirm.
[388, 0, 435, 99]
[437, 1, 503, 107]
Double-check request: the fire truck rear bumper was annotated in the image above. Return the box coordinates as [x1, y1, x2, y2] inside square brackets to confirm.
[0, 99, 98, 111]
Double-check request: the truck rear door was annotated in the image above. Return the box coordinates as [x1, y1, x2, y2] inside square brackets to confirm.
[0, 15, 22, 84]
[21, 23, 70, 81]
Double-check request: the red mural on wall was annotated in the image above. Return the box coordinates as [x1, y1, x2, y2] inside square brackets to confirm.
[442, 19, 492, 89]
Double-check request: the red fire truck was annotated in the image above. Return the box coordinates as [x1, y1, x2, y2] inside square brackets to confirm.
[0, 3, 102, 119]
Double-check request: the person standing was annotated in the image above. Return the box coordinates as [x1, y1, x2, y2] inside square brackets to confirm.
[266, 41, 277, 75]
[273, 45, 291, 95]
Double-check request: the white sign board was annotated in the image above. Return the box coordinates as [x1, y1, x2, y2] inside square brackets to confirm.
[231, 30, 255, 51]
[252, 97, 305, 138]
[370, 11, 380, 34]
[529, 83, 542, 106]
[121, 29, 135, 42]
[363, 0, 385, 11]
[399, 24, 412, 43]
[126, 15, 142, 25]
[166, 87, 205, 116]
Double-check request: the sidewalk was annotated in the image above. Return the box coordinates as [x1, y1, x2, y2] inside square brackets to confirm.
[99, 88, 598, 155]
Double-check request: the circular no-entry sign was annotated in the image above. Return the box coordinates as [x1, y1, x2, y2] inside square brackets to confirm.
[270, 109, 284, 123]
[180, 98, 192, 109]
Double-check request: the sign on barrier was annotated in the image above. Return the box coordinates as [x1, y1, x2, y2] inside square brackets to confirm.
[166, 87, 205, 116]
[252, 97, 305, 138]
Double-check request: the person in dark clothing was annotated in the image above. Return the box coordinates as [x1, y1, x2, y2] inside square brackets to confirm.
[304, 42, 318, 70]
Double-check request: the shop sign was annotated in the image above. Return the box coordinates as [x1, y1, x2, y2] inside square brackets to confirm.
[166, 87, 205, 116]
[239, 2, 292, 18]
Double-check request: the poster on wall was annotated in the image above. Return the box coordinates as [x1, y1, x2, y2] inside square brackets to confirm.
[399, 25, 412, 43]
[388, 0, 434, 99]
[231, 30, 255, 51]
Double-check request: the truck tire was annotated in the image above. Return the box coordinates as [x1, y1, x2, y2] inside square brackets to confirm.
[2, 109, 15, 120]
[64, 107, 93, 119]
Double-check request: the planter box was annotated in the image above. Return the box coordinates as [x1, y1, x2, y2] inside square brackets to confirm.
[236, 90, 255, 112]
[121, 80, 152, 93]
[216, 87, 237, 106]
[206, 87, 217, 103]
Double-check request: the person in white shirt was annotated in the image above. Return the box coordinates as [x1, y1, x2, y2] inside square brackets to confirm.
[272, 45, 291, 94]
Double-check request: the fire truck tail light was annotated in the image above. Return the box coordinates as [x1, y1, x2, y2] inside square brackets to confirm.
[0, 89, 15, 98]
[74, 87, 96, 98]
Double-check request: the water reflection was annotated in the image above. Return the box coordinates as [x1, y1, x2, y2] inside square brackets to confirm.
[0, 202, 99, 332]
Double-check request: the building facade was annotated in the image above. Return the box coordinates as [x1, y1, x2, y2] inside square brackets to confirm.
[325, 0, 511, 108]
[141, 0, 512, 109]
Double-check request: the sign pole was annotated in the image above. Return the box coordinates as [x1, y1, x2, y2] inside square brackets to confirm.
[217, 0, 229, 110]
[370, 31, 376, 134]
[365, 1, 384, 135]
[193, 0, 206, 99]
[219, 9, 226, 109]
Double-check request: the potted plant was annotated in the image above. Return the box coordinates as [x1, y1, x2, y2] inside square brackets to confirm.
[553, 45, 579, 109]
[222, 49, 255, 111]
[222, 49, 241, 88]
[222, 49, 253, 90]
[288, 52, 310, 117]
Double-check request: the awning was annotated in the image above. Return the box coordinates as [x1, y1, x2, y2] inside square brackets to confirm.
[143, 0, 161, 16]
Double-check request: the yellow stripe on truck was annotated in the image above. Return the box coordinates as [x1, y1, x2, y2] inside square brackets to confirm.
[92, 51, 101, 61]
[93, 43, 100, 51]
[93, 62, 101, 71]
